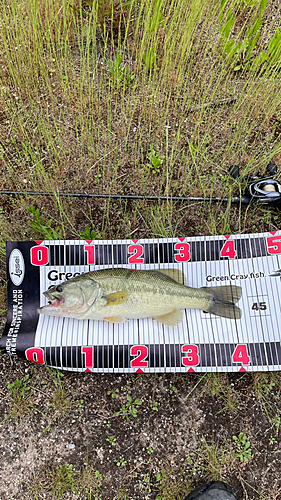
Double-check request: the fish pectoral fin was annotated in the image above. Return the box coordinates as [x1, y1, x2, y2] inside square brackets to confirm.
[104, 291, 130, 306]
[153, 309, 183, 326]
[104, 315, 126, 323]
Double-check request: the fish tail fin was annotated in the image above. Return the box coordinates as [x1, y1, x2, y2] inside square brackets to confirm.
[201, 285, 242, 319]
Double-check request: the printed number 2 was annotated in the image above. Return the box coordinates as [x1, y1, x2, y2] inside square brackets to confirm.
[232, 344, 250, 365]
[128, 245, 144, 264]
[130, 345, 148, 367]
[182, 344, 199, 366]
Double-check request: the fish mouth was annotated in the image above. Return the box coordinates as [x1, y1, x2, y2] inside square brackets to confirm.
[43, 291, 65, 308]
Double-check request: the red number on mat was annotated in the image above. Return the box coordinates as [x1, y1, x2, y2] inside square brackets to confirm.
[267, 236, 281, 255]
[182, 344, 199, 366]
[220, 240, 236, 259]
[84, 245, 95, 265]
[174, 243, 190, 262]
[82, 346, 93, 367]
[130, 345, 148, 367]
[128, 245, 144, 264]
[232, 344, 250, 365]
[30, 245, 49, 266]
[25, 347, 45, 364]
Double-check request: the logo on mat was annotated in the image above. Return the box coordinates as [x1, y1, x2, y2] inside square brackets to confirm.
[9, 249, 25, 286]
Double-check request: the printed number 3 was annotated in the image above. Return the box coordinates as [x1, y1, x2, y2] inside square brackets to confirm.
[182, 344, 199, 366]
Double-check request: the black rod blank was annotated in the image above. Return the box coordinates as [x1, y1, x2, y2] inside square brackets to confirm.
[0, 190, 245, 203]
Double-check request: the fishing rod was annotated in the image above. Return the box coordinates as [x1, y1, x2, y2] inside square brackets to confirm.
[1, 163, 281, 205]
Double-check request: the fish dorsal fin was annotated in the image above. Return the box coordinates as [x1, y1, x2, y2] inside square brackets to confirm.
[153, 309, 183, 326]
[156, 269, 187, 285]
[104, 291, 130, 306]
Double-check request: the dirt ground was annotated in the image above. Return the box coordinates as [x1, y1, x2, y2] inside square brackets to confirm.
[0, 347, 281, 499]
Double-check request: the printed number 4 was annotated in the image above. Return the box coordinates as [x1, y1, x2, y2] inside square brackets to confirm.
[220, 240, 236, 259]
[232, 344, 250, 365]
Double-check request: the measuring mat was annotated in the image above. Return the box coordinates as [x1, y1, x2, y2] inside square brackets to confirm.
[1, 232, 281, 373]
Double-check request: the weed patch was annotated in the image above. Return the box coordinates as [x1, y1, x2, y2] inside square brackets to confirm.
[233, 432, 252, 463]
[29, 463, 103, 500]
[7, 375, 33, 420]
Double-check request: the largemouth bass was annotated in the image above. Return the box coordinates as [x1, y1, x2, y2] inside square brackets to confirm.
[37, 268, 242, 326]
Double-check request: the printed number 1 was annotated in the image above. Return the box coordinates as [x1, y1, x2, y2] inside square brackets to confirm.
[84, 246, 95, 265]
[82, 346, 93, 367]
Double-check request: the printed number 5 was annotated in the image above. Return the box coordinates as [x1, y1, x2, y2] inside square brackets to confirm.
[267, 236, 281, 255]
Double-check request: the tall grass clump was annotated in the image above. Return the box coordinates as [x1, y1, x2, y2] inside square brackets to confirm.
[0, 0, 281, 237]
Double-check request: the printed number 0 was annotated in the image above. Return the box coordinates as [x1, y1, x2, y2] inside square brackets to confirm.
[25, 347, 45, 364]
[30, 245, 49, 266]
[182, 344, 199, 366]
[130, 345, 148, 367]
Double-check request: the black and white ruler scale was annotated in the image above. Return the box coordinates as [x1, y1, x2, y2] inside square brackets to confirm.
[1, 231, 281, 373]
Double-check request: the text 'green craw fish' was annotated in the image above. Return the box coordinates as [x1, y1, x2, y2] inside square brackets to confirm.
[37, 268, 242, 326]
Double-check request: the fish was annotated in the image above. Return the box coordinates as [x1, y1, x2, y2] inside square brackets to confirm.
[37, 268, 242, 326]
[269, 269, 281, 277]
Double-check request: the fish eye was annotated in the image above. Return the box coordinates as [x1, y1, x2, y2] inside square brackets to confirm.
[56, 285, 63, 292]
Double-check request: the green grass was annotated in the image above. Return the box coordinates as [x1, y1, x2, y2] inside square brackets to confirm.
[29, 462, 103, 500]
